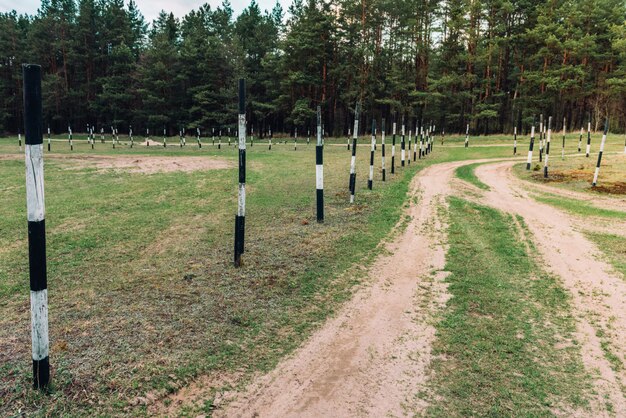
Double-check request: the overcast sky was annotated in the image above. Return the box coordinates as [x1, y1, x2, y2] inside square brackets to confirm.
[0, 0, 290, 23]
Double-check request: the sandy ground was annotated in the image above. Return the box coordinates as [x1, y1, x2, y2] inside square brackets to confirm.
[0, 153, 231, 173]
[475, 161, 626, 414]
[208, 162, 489, 418]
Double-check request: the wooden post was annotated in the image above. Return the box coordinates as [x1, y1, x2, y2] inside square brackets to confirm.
[592, 120, 609, 187]
[316, 106, 324, 223]
[561, 117, 566, 160]
[368, 119, 376, 190]
[526, 118, 535, 170]
[349, 102, 360, 204]
[539, 114, 544, 162]
[391, 118, 396, 173]
[23, 64, 50, 390]
[401, 115, 406, 167]
[544, 116, 552, 178]
[234, 79, 247, 267]
[586, 120, 591, 157]
[381, 118, 386, 181]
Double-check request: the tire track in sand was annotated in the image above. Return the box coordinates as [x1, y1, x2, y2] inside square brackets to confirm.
[474, 161, 626, 414]
[215, 162, 474, 417]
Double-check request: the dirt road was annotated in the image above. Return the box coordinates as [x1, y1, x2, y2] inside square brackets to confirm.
[475, 161, 626, 413]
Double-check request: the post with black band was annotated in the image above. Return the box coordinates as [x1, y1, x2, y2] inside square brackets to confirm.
[316, 106, 324, 223]
[23, 64, 50, 390]
[234, 79, 246, 267]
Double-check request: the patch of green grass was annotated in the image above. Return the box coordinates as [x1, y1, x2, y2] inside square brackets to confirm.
[427, 197, 590, 416]
[455, 162, 490, 190]
[585, 232, 626, 278]
[532, 193, 626, 220]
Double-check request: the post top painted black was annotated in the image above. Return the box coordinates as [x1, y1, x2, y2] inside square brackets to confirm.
[238, 79, 246, 114]
[22, 64, 43, 145]
[372, 119, 376, 132]
[603, 119, 609, 134]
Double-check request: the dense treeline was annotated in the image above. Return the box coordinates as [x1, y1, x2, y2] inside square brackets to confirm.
[1, 0, 625, 136]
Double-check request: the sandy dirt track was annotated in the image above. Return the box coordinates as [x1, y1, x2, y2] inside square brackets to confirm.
[213, 162, 481, 417]
[475, 161, 626, 414]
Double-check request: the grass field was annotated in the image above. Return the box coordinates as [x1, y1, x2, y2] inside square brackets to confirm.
[1, 132, 623, 416]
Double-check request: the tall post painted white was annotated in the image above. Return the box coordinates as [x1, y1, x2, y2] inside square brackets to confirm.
[381, 118, 386, 181]
[586, 120, 591, 157]
[23, 64, 50, 390]
[544, 116, 552, 178]
[349, 102, 360, 204]
[539, 114, 544, 162]
[234, 79, 247, 267]
[316, 106, 324, 223]
[400, 116, 406, 167]
[561, 117, 566, 160]
[592, 120, 609, 187]
[368, 119, 376, 190]
[526, 119, 535, 170]
[391, 119, 396, 173]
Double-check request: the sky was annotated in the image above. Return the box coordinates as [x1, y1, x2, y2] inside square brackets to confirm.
[0, 0, 290, 23]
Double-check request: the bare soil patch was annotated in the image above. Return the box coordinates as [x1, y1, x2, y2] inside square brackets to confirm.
[0, 153, 231, 174]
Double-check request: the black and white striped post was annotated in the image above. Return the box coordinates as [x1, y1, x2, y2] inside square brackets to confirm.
[592, 120, 609, 187]
[513, 126, 517, 155]
[47, 126, 50, 152]
[391, 118, 396, 174]
[111, 126, 115, 149]
[539, 114, 544, 162]
[461, 124, 467, 149]
[146, 128, 150, 147]
[407, 125, 411, 165]
[419, 125, 424, 159]
[561, 117, 566, 160]
[368, 119, 376, 190]
[349, 102, 360, 204]
[23, 64, 50, 390]
[578, 126, 583, 152]
[197, 127, 202, 148]
[544, 116, 552, 178]
[400, 116, 406, 167]
[129, 126, 133, 148]
[381, 118, 386, 181]
[100, 127, 104, 144]
[294, 127, 297, 150]
[234, 79, 247, 267]
[228, 127, 231, 147]
[409, 122, 417, 161]
[163, 127, 167, 147]
[251, 125, 254, 147]
[182, 127, 186, 146]
[347, 127, 351, 150]
[586, 120, 591, 157]
[68, 126, 73, 151]
[90, 126, 94, 149]
[268, 128, 272, 150]
[315, 106, 324, 223]
[526, 118, 535, 170]
[307, 127, 310, 146]
[212, 127, 215, 146]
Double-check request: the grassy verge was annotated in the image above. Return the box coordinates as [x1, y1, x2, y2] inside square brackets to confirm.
[426, 197, 590, 416]
[0, 137, 422, 416]
[585, 233, 626, 279]
[532, 193, 626, 219]
[455, 162, 490, 190]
